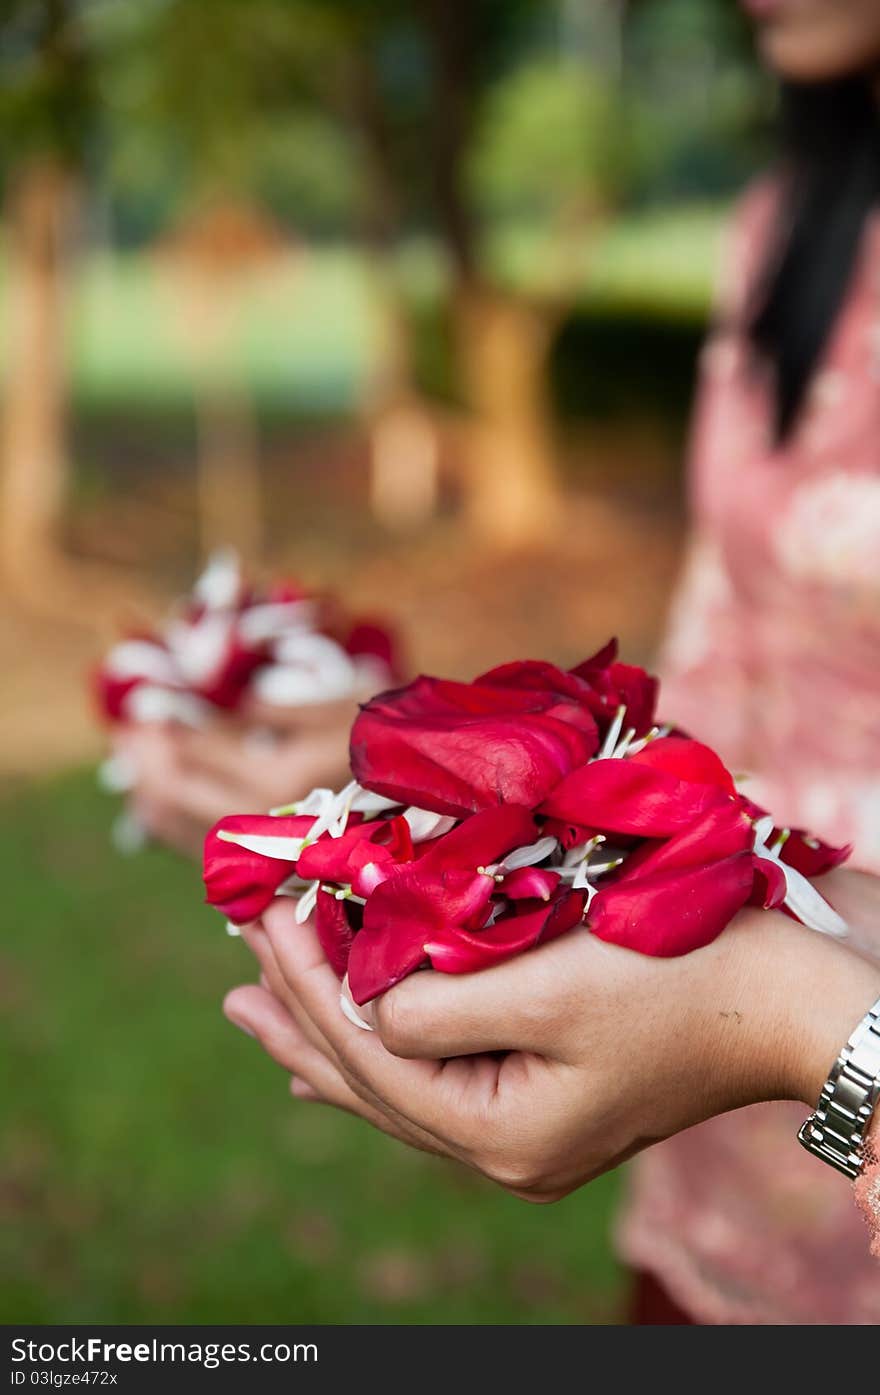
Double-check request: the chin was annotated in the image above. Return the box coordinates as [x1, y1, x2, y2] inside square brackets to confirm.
[758, 21, 880, 84]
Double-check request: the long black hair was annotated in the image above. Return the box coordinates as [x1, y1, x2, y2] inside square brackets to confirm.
[750, 77, 880, 441]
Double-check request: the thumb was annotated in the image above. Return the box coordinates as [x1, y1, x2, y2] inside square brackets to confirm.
[363, 937, 582, 1062]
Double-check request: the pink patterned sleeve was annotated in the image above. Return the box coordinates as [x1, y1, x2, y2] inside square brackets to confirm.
[655, 182, 781, 771]
[657, 535, 753, 770]
[856, 1120, 880, 1260]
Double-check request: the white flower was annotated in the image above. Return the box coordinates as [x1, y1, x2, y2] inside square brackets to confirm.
[752, 816, 848, 939]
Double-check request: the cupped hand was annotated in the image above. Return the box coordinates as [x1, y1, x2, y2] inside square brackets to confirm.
[224, 870, 880, 1201]
[118, 696, 357, 857]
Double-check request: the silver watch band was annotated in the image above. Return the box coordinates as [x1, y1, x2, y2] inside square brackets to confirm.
[798, 996, 880, 1179]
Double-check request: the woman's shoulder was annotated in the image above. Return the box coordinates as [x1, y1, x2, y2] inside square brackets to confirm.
[714, 174, 782, 319]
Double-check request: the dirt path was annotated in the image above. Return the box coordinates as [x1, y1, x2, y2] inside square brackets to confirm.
[1, 600, 103, 779]
[2, 489, 683, 779]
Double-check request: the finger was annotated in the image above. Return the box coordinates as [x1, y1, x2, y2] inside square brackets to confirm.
[176, 723, 256, 789]
[224, 983, 375, 1111]
[132, 797, 204, 858]
[223, 986, 446, 1154]
[182, 721, 350, 812]
[131, 727, 240, 833]
[123, 724, 180, 792]
[158, 760, 244, 830]
[259, 901, 487, 1145]
[363, 937, 589, 1063]
[241, 923, 337, 1057]
[240, 925, 447, 1152]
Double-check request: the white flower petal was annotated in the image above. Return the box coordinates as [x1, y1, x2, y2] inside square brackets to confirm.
[97, 753, 137, 793]
[125, 685, 209, 728]
[597, 705, 626, 759]
[254, 633, 358, 707]
[752, 816, 775, 849]
[612, 727, 637, 759]
[270, 787, 335, 819]
[193, 548, 243, 610]
[584, 857, 624, 876]
[402, 807, 458, 841]
[339, 990, 374, 1032]
[351, 787, 400, 816]
[562, 836, 602, 869]
[103, 639, 179, 685]
[571, 861, 593, 890]
[779, 862, 849, 939]
[276, 874, 311, 896]
[111, 810, 149, 855]
[330, 784, 358, 838]
[216, 829, 307, 861]
[499, 836, 558, 871]
[167, 611, 235, 687]
[237, 600, 315, 645]
[295, 880, 321, 924]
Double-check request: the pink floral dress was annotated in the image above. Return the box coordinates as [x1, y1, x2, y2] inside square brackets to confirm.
[617, 183, 880, 1324]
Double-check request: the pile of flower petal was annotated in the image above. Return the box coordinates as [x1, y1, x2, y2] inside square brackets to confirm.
[203, 640, 850, 1006]
[94, 550, 399, 736]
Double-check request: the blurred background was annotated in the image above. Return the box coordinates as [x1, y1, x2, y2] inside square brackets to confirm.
[2, 0, 770, 1323]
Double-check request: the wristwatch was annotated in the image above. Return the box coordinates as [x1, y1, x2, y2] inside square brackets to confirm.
[798, 996, 880, 1179]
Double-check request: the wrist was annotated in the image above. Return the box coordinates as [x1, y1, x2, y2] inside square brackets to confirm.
[796, 951, 880, 1111]
[734, 909, 880, 1109]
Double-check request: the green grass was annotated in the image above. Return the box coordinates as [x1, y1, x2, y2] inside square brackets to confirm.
[490, 202, 726, 318]
[0, 768, 623, 1324]
[0, 202, 726, 419]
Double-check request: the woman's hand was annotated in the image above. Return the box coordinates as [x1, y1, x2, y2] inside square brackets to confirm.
[223, 869, 880, 1201]
[118, 697, 356, 857]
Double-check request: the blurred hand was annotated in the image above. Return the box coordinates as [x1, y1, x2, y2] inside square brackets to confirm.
[118, 696, 356, 857]
[224, 869, 880, 1201]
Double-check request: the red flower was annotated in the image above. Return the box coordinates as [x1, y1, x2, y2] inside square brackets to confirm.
[315, 888, 358, 978]
[589, 855, 756, 956]
[569, 639, 659, 737]
[92, 636, 179, 724]
[424, 888, 585, 975]
[93, 667, 143, 723]
[587, 803, 757, 955]
[195, 630, 267, 710]
[200, 638, 850, 996]
[345, 620, 403, 682]
[499, 866, 560, 901]
[296, 813, 414, 885]
[203, 814, 314, 925]
[477, 641, 658, 742]
[95, 555, 399, 727]
[347, 805, 538, 1002]
[350, 642, 659, 819]
[539, 737, 735, 837]
[739, 798, 851, 878]
[350, 671, 600, 819]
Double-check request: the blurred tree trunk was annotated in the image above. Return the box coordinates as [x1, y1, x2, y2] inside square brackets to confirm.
[350, 54, 439, 531]
[455, 287, 561, 546]
[0, 162, 76, 596]
[194, 362, 262, 562]
[420, 0, 563, 549]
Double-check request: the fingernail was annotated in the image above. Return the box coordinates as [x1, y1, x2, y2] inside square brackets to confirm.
[226, 1015, 257, 1040]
